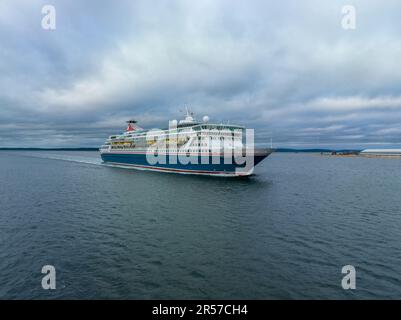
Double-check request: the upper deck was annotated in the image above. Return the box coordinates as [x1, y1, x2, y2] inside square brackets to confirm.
[101, 112, 246, 152]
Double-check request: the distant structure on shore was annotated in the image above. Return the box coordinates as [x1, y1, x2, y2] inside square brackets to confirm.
[330, 150, 359, 156]
[360, 149, 401, 157]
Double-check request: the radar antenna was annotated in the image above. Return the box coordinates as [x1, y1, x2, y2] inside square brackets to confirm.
[180, 105, 194, 117]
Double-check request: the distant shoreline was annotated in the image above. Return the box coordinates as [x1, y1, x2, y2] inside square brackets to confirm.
[0, 148, 99, 151]
[0, 147, 361, 153]
[327, 154, 401, 159]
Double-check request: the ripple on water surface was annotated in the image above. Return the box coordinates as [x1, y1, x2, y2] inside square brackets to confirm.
[0, 151, 401, 299]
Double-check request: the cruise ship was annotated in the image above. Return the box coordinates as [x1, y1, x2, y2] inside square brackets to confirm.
[100, 111, 273, 176]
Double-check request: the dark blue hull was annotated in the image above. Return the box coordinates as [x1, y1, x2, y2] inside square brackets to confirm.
[100, 150, 271, 176]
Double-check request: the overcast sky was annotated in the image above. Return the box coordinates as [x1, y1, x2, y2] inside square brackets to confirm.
[1, 0, 401, 148]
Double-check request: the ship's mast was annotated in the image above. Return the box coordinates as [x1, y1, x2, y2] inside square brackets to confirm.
[184, 105, 194, 117]
[178, 106, 196, 126]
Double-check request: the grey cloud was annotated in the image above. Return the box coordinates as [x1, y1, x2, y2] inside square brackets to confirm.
[1, 0, 401, 148]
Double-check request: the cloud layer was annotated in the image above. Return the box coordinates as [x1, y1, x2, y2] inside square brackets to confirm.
[1, 0, 401, 148]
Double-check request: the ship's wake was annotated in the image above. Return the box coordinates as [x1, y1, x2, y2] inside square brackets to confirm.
[5, 151, 103, 166]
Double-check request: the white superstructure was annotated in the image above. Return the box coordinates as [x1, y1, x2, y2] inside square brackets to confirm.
[100, 112, 245, 154]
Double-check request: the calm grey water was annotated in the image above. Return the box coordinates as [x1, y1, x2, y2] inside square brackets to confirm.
[1, 151, 401, 299]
